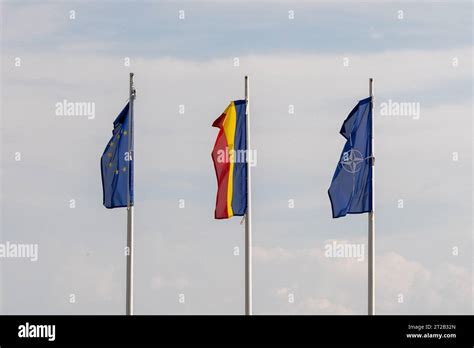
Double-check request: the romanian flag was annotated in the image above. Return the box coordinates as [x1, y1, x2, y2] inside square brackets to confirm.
[211, 100, 248, 219]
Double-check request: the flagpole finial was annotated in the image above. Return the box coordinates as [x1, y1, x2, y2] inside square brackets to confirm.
[130, 73, 136, 100]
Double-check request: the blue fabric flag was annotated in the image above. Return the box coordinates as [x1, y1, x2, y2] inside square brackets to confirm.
[328, 97, 373, 218]
[101, 103, 134, 209]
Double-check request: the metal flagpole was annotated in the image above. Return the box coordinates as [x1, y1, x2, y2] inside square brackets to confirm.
[126, 72, 135, 315]
[368, 77, 375, 315]
[244, 75, 253, 315]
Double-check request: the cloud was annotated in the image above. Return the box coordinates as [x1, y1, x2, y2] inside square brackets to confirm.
[2, 48, 471, 313]
[254, 245, 472, 314]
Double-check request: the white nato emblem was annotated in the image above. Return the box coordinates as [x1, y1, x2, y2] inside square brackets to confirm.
[340, 149, 364, 173]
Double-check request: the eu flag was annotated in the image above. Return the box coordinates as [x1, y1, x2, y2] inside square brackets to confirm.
[101, 103, 134, 209]
[328, 97, 372, 218]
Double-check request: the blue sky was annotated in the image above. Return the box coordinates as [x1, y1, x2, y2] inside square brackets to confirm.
[3, 1, 472, 57]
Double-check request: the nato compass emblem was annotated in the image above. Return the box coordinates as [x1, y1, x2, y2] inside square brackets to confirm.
[340, 149, 365, 173]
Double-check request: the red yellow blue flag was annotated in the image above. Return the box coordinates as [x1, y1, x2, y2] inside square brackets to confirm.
[211, 100, 247, 219]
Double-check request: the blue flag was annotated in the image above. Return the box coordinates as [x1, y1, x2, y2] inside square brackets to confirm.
[328, 97, 373, 218]
[101, 103, 134, 209]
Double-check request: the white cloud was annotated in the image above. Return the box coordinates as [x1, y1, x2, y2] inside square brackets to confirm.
[254, 245, 472, 314]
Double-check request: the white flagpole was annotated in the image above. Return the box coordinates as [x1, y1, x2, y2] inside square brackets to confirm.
[126, 72, 135, 315]
[244, 75, 253, 315]
[368, 77, 375, 315]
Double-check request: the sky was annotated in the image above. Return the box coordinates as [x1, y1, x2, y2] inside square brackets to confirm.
[0, 0, 472, 315]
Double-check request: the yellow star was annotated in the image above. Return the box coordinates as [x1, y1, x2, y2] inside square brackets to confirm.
[123, 130, 128, 136]
[115, 170, 119, 174]
[107, 152, 112, 157]
[108, 162, 112, 167]
[122, 166, 127, 172]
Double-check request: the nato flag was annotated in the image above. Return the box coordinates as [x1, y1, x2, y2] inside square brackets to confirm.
[328, 97, 372, 218]
[101, 103, 134, 209]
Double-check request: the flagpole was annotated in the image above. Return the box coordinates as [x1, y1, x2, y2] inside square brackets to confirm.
[126, 72, 135, 316]
[244, 75, 253, 315]
[368, 77, 375, 315]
